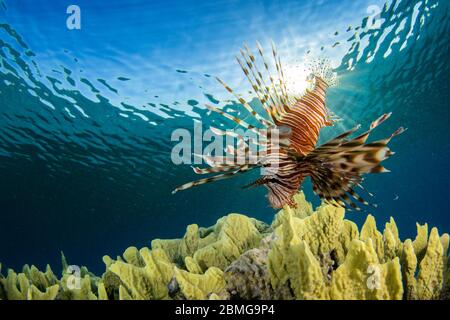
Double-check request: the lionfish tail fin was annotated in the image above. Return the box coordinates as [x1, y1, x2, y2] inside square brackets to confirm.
[306, 57, 338, 87]
[305, 113, 405, 211]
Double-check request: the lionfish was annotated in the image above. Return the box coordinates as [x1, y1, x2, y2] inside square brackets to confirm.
[172, 42, 405, 210]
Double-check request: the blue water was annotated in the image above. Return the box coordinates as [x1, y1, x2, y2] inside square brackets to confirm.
[0, 0, 448, 274]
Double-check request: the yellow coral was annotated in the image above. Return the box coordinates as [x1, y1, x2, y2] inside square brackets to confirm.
[334, 219, 359, 264]
[185, 256, 202, 274]
[415, 228, 445, 299]
[59, 274, 98, 300]
[1, 266, 60, 300]
[119, 285, 133, 300]
[108, 248, 173, 300]
[289, 240, 328, 299]
[0, 192, 448, 300]
[2, 270, 32, 300]
[193, 214, 263, 271]
[413, 223, 428, 261]
[97, 282, 108, 300]
[360, 215, 385, 260]
[174, 266, 225, 300]
[151, 214, 264, 273]
[271, 191, 313, 228]
[329, 239, 403, 299]
[269, 203, 345, 290]
[401, 239, 418, 299]
[400, 225, 449, 300]
[268, 195, 446, 300]
[27, 284, 60, 300]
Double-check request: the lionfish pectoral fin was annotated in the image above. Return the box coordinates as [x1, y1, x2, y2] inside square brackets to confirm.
[172, 164, 256, 194]
[306, 114, 404, 211]
[242, 177, 266, 189]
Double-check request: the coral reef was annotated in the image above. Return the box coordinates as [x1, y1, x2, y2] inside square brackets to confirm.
[0, 192, 448, 300]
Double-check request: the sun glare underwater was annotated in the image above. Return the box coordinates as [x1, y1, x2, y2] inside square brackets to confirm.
[0, 0, 449, 294]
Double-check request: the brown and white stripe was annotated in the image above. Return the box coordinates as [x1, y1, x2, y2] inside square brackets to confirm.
[173, 42, 404, 211]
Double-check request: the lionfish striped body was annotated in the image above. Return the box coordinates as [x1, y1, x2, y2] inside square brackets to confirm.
[274, 77, 331, 155]
[173, 42, 405, 210]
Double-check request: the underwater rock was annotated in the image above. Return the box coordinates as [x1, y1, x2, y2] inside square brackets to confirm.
[223, 248, 293, 300]
[0, 192, 448, 300]
[224, 248, 272, 300]
[167, 276, 185, 300]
